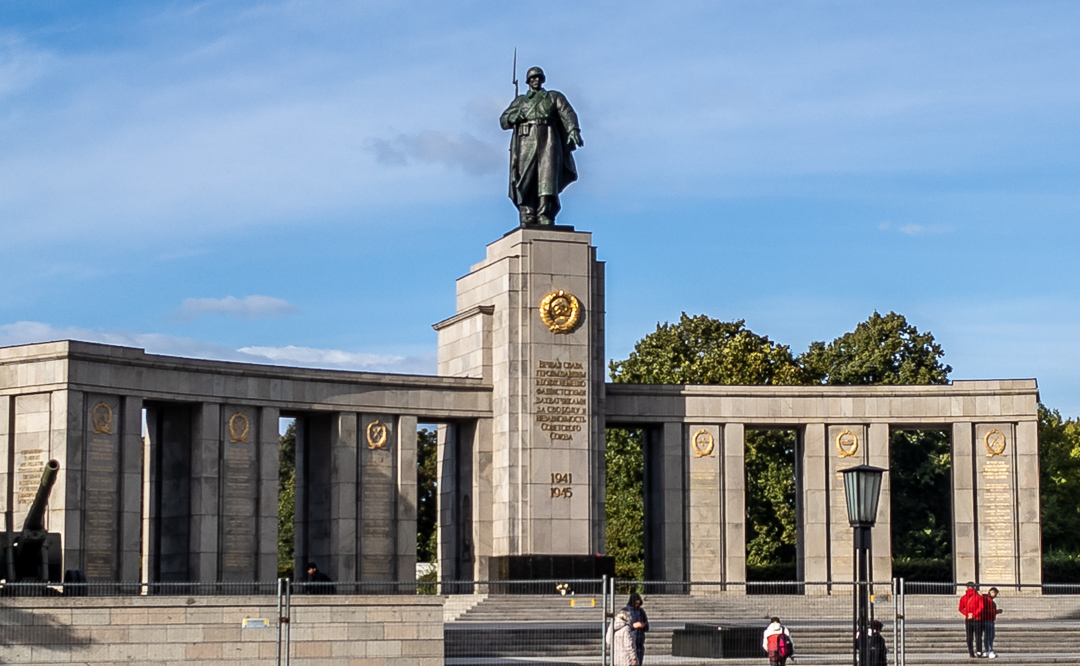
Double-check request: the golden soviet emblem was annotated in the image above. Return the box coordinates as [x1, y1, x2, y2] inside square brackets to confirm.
[539, 290, 582, 333]
[692, 429, 715, 458]
[91, 402, 114, 434]
[836, 430, 859, 458]
[367, 420, 389, 450]
[984, 429, 1007, 457]
[228, 413, 250, 443]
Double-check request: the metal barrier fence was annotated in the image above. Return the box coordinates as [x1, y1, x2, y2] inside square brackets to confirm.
[4, 578, 1080, 664]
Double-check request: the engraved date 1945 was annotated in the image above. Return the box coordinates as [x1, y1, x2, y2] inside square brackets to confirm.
[550, 472, 573, 498]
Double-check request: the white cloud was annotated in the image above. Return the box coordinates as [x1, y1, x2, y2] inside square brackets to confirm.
[878, 221, 954, 235]
[176, 295, 297, 320]
[366, 131, 502, 175]
[238, 345, 435, 374]
[0, 321, 436, 375]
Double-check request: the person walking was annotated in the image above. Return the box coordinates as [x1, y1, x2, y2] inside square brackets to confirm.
[624, 592, 650, 665]
[762, 617, 793, 666]
[607, 610, 638, 666]
[303, 561, 336, 594]
[958, 581, 984, 658]
[977, 587, 1002, 659]
[866, 620, 888, 666]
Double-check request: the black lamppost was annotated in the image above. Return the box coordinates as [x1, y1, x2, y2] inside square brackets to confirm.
[841, 464, 886, 666]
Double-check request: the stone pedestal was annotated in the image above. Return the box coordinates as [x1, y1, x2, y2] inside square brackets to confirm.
[435, 227, 605, 578]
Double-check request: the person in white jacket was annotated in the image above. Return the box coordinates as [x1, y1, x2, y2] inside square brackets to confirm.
[762, 617, 792, 665]
[607, 610, 638, 666]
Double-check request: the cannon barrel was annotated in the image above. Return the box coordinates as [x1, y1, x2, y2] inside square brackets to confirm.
[22, 459, 59, 534]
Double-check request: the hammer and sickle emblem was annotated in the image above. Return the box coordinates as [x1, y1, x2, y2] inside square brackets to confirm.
[539, 290, 582, 333]
[836, 430, 859, 458]
[692, 429, 715, 458]
[228, 413, 250, 443]
[984, 429, 1007, 457]
[367, 420, 388, 450]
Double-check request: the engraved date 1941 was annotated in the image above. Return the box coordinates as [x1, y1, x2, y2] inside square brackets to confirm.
[550, 472, 573, 498]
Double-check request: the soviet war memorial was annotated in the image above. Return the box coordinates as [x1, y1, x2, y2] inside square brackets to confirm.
[4, 5, 1080, 666]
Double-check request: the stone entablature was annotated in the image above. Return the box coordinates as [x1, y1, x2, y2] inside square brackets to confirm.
[605, 380, 1038, 424]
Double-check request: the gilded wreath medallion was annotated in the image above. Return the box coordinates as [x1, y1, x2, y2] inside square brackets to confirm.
[367, 420, 388, 450]
[539, 290, 581, 333]
[91, 402, 114, 434]
[229, 413, 250, 443]
[984, 429, 1007, 457]
[692, 429, 715, 458]
[836, 430, 859, 458]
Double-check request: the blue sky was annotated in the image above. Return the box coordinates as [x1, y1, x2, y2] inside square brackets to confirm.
[3, 2, 1080, 414]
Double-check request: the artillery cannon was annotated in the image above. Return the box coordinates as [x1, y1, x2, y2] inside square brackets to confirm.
[1, 459, 62, 583]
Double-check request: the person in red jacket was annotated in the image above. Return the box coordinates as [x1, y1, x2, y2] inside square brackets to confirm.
[977, 587, 1002, 658]
[958, 582, 984, 658]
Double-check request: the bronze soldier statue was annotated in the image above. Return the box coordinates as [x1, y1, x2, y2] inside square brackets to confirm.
[500, 67, 583, 226]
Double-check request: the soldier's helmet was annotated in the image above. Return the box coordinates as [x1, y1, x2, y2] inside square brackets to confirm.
[526, 67, 546, 84]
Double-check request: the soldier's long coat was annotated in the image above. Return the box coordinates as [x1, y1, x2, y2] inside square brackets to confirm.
[500, 88, 580, 206]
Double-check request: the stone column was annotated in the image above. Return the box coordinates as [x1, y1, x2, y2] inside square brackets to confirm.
[0, 395, 10, 531]
[119, 396, 143, 581]
[359, 413, 397, 580]
[867, 423, 892, 583]
[471, 419, 493, 583]
[396, 415, 419, 581]
[722, 423, 745, 584]
[218, 405, 261, 582]
[974, 423, 1019, 585]
[687, 424, 720, 583]
[646, 422, 687, 583]
[951, 422, 976, 585]
[1015, 419, 1041, 586]
[257, 407, 280, 582]
[190, 402, 220, 582]
[801, 423, 829, 588]
[827, 424, 868, 585]
[329, 412, 358, 582]
[436, 423, 459, 580]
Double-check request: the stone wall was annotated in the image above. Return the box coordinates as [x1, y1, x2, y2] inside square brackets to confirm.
[0, 595, 443, 665]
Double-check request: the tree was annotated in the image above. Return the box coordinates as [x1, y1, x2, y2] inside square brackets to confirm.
[417, 428, 439, 563]
[609, 314, 805, 574]
[278, 422, 296, 578]
[800, 311, 953, 569]
[800, 311, 951, 386]
[1039, 405, 1080, 555]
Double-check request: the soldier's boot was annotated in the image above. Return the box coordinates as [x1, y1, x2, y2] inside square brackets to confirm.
[519, 206, 538, 226]
[537, 196, 560, 225]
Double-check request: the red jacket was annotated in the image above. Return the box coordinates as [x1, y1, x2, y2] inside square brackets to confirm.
[959, 589, 983, 618]
[977, 595, 999, 621]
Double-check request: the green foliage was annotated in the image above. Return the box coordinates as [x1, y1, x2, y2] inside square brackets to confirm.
[417, 428, 439, 563]
[745, 561, 798, 582]
[801, 311, 951, 386]
[278, 422, 296, 579]
[610, 314, 805, 386]
[888, 430, 951, 560]
[605, 429, 645, 580]
[1039, 405, 1080, 555]
[892, 556, 953, 582]
[744, 430, 797, 567]
[1043, 551, 1080, 584]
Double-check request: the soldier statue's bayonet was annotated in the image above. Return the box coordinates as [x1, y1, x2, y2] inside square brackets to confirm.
[512, 48, 518, 97]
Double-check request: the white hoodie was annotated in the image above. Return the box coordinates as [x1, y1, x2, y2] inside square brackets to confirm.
[762, 621, 792, 652]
